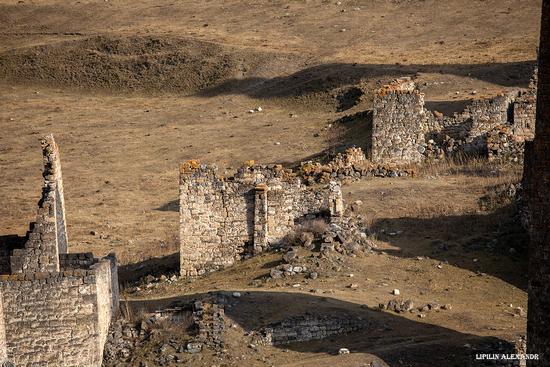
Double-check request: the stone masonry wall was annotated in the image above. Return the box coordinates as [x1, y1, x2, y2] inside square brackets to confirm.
[179, 162, 342, 277]
[0, 267, 111, 366]
[372, 78, 427, 164]
[10, 135, 68, 273]
[371, 76, 537, 164]
[179, 163, 253, 277]
[255, 313, 368, 346]
[0, 134, 119, 366]
[487, 125, 526, 163]
[513, 93, 537, 141]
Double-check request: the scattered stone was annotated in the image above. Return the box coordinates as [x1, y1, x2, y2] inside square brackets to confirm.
[392, 289, 400, 295]
[270, 269, 284, 279]
[514, 306, 526, 317]
[338, 348, 350, 355]
[385, 299, 414, 313]
[283, 249, 297, 263]
[300, 232, 315, 249]
[186, 342, 202, 353]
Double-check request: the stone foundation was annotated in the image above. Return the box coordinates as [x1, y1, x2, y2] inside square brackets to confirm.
[254, 313, 368, 345]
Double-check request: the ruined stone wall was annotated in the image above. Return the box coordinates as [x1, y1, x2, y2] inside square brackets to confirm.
[179, 164, 254, 277]
[0, 134, 119, 366]
[372, 79, 427, 164]
[10, 135, 68, 274]
[513, 92, 537, 141]
[487, 125, 526, 163]
[255, 313, 368, 345]
[0, 271, 103, 366]
[93, 259, 116, 361]
[60, 252, 96, 269]
[179, 162, 342, 277]
[371, 77, 537, 164]
[464, 93, 515, 141]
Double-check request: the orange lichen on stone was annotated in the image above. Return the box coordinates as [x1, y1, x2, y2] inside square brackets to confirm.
[180, 160, 200, 174]
[255, 183, 268, 191]
[377, 77, 416, 96]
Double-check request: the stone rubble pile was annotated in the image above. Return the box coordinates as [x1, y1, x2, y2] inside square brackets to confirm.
[300, 147, 414, 185]
[318, 218, 374, 256]
[269, 263, 309, 279]
[103, 319, 143, 364]
[284, 214, 373, 253]
[380, 299, 452, 318]
[125, 273, 179, 294]
[103, 298, 227, 366]
[423, 136, 465, 160]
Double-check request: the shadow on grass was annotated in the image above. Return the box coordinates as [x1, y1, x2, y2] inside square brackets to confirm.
[197, 61, 535, 99]
[155, 199, 179, 212]
[371, 205, 529, 290]
[118, 252, 179, 285]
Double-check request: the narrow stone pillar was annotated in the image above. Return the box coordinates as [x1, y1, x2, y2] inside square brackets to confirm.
[328, 181, 344, 218]
[253, 183, 269, 254]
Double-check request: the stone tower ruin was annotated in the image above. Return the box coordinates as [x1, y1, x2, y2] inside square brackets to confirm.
[0, 135, 119, 367]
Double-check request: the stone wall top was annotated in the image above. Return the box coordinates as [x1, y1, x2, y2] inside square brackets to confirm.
[180, 160, 299, 186]
[376, 77, 417, 96]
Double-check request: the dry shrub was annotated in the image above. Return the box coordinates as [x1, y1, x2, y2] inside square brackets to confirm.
[418, 154, 522, 182]
[149, 311, 195, 333]
[300, 218, 328, 236]
[279, 218, 328, 248]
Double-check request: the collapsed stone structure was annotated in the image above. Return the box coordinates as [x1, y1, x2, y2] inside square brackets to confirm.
[179, 161, 344, 277]
[0, 135, 119, 366]
[300, 147, 414, 184]
[254, 313, 368, 346]
[371, 76, 537, 164]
